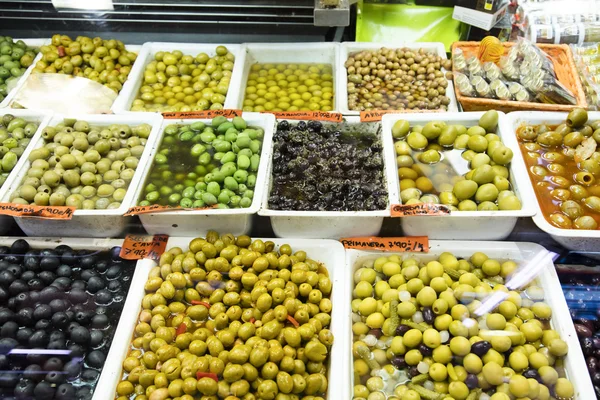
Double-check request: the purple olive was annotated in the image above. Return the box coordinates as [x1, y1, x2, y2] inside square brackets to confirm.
[575, 324, 593, 338]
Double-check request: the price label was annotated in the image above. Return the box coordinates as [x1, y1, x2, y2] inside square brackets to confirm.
[124, 204, 217, 216]
[264, 111, 343, 122]
[120, 234, 169, 261]
[360, 110, 402, 122]
[0, 203, 76, 219]
[390, 203, 451, 217]
[340, 236, 429, 252]
[162, 109, 242, 119]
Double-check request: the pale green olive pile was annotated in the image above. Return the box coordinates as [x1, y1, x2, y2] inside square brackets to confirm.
[33, 34, 137, 93]
[116, 232, 333, 400]
[9, 118, 151, 209]
[130, 46, 234, 113]
[352, 252, 575, 400]
[0, 114, 39, 186]
[393, 110, 522, 211]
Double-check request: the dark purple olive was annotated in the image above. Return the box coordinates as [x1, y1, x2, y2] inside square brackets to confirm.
[408, 366, 419, 377]
[418, 344, 433, 356]
[110, 246, 122, 260]
[471, 340, 491, 357]
[23, 364, 44, 382]
[575, 324, 593, 338]
[593, 372, 600, 385]
[593, 337, 600, 349]
[391, 356, 407, 369]
[523, 368, 541, 382]
[395, 325, 410, 336]
[368, 329, 382, 339]
[422, 307, 435, 324]
[583, 337, 595, 357]
[465, 374, 479, 389]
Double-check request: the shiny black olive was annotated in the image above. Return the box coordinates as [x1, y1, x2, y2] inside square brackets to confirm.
[10, 239, 29, 255]
[49, 299, 68, 313]
[391, 356, 406, 369]
[56, 265, 72, 277]
[15, 328, 33, 344]
[86, 350, 106, 368]
[33, 381, 55, 400]
[107, 281, 121, 292]
[80, 270, 98, 282]
[0, 270, 15, 287]
[70, 326, 90, 345]
[51, 277, 71, 290]
[28, 330, 49, 348]
[68, 289, 88, 304]
[79, 256, 97, 270]
[55, 383, 75, 399]
[418, 344, 433, 356]
[109, 246, 122, 261]
[422, 307, 435, 324]
[465, 374, 479, 389]
[33, 304, 52, 321]
[34, 319, 51, 330]
[86, 276, 106, 293]
[0, 338, 18, 353]
[105, 265, 121, 280]
[54, 245, 72, 255]
[471, 340, 492, 356]
[80, 368, 99, 382]
[95, 289, 112, 305]
[583, 337, 594, 357]
[16, 308, 33, 326]
[60, 251, 77, 266]
[95, 260, 108, 273]
[0, 321, 18, 338]
[40, 256, 60, 271]
[89, 330, 104, 347]
[23, 364, 44, 382]
[395, 325, 410, 336]
[91, 314, 108, 329]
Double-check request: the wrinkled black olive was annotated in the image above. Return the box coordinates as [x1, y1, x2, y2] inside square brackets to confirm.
[395, 325, 410, 336]
[418, 343, 433, 356]
[391, 356, 406, 369]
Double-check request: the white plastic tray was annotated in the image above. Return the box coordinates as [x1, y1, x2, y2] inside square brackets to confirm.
[0, 237, 134, 400]
[100, 237, 348, 400]
[132, 112, 275, 236]
[0, 109, 52, 234]
[0, 38, 49, 109]
[382, 111, 536, 240]
[1, 112, 164, 237]
[337, 42, 459, 115]
[345, 241, 594, 400]
[112, 42, 243, 114]
[233, 42, 340, 112]
[258, 116, 398, 239]
[508, 111, 600, 256]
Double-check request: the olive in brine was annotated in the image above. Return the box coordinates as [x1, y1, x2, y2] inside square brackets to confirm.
[536, 132, 562, 147]
[549, 213, 573, 229]
[560, 200, 583, 220]
[566, 107, 588, 128]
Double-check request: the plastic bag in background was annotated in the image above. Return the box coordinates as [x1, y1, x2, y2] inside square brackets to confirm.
[570, 43, 600, 109]
[11, 73, 117, 114]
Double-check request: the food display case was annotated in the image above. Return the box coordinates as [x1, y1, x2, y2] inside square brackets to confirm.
[1, 1, 600, 400]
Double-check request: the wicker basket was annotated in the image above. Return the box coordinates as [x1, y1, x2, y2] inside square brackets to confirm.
[452, 41, 588, 113]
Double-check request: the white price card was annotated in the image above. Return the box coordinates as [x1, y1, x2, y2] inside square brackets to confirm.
[51, 0, 114, 11]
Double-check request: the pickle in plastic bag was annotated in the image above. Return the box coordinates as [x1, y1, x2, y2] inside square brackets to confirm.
[452, 47, 468, 74]
[455, 72, 477, 97]
[483, 62, 505, 82]
[499, 56, 520, 81]
[467, 56, 485, 78]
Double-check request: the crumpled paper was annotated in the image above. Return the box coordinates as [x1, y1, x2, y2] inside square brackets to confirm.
[12, 73, 117, 114]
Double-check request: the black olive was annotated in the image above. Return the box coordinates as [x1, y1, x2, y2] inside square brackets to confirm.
[49, 299, 68, 313]
[51, 277, 71, 290]
[23, 364, 44, 382]
[86, 276, 106, 294]
[10, 239, 29, 255]
[55, 383, 75, 399]
[418, 343, 433, 356]
[3, 255, 19, 264]
[583, 337, 594, 357]
[34, 319, 51, 330]
[48, 340, 66, 350]
[0, 355, 7, 370]
[86, 350, 106, 368]
[54, 245, 72, 255]
[6, 297, 16, 310]
[15, 328, 33, 344]
[0, 307, 14, 324]
[395, 325, 410, 336]
[81, 368, 99, 382]
[465, 374, 479, 389]
[68, 289, 88, 304]
[0, 321, 18, 338]
[91, 314, 109, 329]
[523, 368, 542, 382]
[105, 265, 121, 280]
[71, 280, 86, 290]
[13, 378, 35, 398]
[0, 287, 8, 303]
[594, 372, 600, 385]
[95, 260, 108, 273]
[28, 330, 49, 348]
[0, 270, 15, 287]
[56, 265, 72, 277]
[391, 356, 406, 369]
[107, 280, 121, 292]
[75, 311, 92, 324]
[33, 381, 55, 400]
[0, 338, 18, 353]
[38, 282, 59, 300]
[16, 308, 34, 326]
[110, 246, 122, 261]
[67, 322, 80, 333]
[471, 340, 491, 356]
[80, 270, 98, 282]
[422, 307, 435, 324]
[90, 330, 104, 347]
[33, 304, 52, 321]
[79, 256, 97, 270]
[27, 278, 44, 291]
[76, 386, 92, 400]
[23, 253, 40, 272]
[0, 246, 8, 257]
[28, 291, 39, 304]
[60, 250, 77, 266]
[7, 264, 21, 276]
[95, 289, 112, 305]
[49, 331, 65, 343]
[15, 292, 30, 307]
[67, 343, 84, 358]
[70, 326, 90, 345]
[45, 371, 65, 385]
[0, 372, 19, 388]
[51, 312, 70, 329]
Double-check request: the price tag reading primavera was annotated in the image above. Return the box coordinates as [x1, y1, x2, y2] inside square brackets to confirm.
[390, 203, 451, 217]
[340, 236, 429, 253]
[120, 234, 169, 261]
[264, 111, 343, 123]
[0, 203, 76, 219]
[162, 109, 242, 119]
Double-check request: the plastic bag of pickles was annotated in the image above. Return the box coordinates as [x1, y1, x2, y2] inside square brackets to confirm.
[453, 37, 577, 105]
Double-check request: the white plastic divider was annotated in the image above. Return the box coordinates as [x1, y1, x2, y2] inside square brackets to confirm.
[0, 237, 132, 400]
[0, 109, 53, 234]
[381, 111, 537, 240]
[0, 112, 164, 237]
[337, 42, 459, 115]
[233, 42, 340, 112]
[508, 111, 600, 256]
[132, 112, 275, 236]
[0, 38, 50, 109]
[112, 42, 243, 114]
[100, 237, 348, 400]
[345, 241, 594, 400]
[258, 116, 398, 239]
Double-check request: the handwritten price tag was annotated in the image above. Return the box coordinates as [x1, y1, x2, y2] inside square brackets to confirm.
[390, 203, 451, 217]
[120, 234, 169, 260]
[360, 110, 402, 122]
[340, 236, 429, 252]
[264, 111, 343, 122]
[162, 109, 242, 119]
[0, 203, 76, 219]
[124, 204, 217, 216]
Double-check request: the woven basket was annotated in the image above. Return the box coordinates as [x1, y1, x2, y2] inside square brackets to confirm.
[452, 41, 588, 113]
